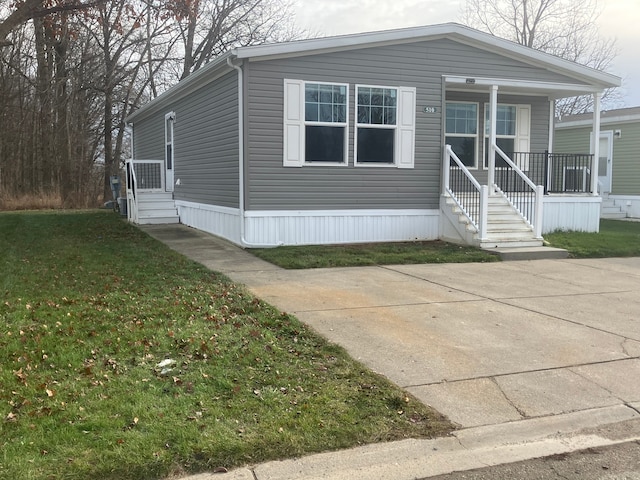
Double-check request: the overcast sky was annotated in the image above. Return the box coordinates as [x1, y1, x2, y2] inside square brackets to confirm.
[292, 0, 640, 109]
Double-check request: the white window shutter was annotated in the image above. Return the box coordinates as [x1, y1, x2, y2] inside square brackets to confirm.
[516, 105, 531, 170]
[396, 87, 416, 169]
[283, 79, 305, 167]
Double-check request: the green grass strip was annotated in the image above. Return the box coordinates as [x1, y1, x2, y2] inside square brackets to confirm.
[545, 219, 640, 258]
[250, 241, 498, 269]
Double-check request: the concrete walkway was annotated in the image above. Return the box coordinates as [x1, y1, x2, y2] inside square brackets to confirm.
[141, 224, 640, 480]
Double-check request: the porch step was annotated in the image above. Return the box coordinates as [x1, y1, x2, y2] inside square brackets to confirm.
[483, 246, 569, 261]
[442, 192, 543, 249]
[600, 195, 627, 219]
[134, 191, 179, 225]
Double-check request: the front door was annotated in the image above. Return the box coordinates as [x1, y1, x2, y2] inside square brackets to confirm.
[593, 130, 613, 194]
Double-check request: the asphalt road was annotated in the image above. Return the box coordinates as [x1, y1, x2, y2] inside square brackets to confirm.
[426, 440, 640, 480]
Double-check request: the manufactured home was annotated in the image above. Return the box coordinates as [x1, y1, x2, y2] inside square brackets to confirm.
[126, 23, 620, 248]
[555, 107, 640, 219]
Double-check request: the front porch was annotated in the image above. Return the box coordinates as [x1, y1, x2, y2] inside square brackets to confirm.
[441, 76, 605, 249]
[441, 144, 600, 249]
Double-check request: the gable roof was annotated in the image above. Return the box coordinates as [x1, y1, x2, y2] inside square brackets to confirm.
[128, 22, 621, 123]
[233, 23, 619, 89]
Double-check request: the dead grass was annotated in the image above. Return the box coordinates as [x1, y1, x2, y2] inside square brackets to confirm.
[0, 191, 101, 210]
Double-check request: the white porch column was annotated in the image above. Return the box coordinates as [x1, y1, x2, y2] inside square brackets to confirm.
[488, 85, 498, 194]
[591, 92, 601, 195]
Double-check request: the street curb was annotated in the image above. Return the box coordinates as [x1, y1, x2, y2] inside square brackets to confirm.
[178, 405, 640, 480]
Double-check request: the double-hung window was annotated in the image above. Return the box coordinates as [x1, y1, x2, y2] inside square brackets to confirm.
[355, 85, 416, 167]
[304, 83, 348, 163]
[355, 86, 397, 164]
[283, 80, 348, 166]
[283, 79, 415, 168]
[445, 102, 478, 168]
[484, 104, 530, 169]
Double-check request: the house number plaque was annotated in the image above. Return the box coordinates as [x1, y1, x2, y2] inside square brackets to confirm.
[423, 106, 438, 113]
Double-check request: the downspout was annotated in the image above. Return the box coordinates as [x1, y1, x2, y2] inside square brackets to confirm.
[227, 56, 282, 248]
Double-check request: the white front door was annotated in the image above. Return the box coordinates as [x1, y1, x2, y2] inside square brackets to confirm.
[165, 113, 175, 193]
[593, 130, 613, 194]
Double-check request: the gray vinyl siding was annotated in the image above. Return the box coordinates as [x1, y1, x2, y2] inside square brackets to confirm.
[133, 118, 164, 160]
[555, 122, 640, 195]
[243, 38, 569, 211]
[133, 72, 240, 208]
[172, 73, 239, 207]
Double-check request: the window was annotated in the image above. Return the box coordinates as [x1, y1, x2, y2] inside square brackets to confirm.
[283, 80, 348, 166]
[283, 79, 416, 168]
[356, 86, 396, 164]
[355, 85, 416, 167]
[484, 104, 530, 169]
[304, 83, 348, 163]
[445, 102, 478, 168]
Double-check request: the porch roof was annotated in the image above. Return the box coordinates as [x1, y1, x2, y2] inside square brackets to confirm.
[443, 75, 607, 100]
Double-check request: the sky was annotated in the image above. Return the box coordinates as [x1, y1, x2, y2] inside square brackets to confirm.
[292, 0, 640, 109]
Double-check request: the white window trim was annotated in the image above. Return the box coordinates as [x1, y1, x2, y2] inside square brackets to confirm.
[354, 84, 416, 168]
[483, 103, 531, 170]
[445, 101, 479, 170]
[283, 79, 349, 167]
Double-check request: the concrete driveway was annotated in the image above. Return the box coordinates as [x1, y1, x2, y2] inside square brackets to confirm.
[143, 225, 640, 431]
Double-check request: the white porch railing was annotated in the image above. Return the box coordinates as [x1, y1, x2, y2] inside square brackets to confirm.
[493, 146, 544, 239]
[126, 159, 164, 223]
[443, 144, 489, 240]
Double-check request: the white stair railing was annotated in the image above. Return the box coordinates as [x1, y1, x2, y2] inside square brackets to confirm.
[443, 145, 488, 240]
[125, 160, 138, 223]
[125, 159, 164, 224]
[493, 146, 544, 239]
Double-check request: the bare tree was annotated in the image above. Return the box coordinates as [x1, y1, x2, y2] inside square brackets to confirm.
[166, 0, 302, 80]
[0, 0, 106, 47]
[461, 0, 619, 115]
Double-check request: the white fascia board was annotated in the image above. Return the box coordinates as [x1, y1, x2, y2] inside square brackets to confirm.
[556, 114, 640, 129]
[127, 51, 235, 124]
[234, 23, 620, 89]
[444, 75, 602, 95]
[232, 24, 453, 59]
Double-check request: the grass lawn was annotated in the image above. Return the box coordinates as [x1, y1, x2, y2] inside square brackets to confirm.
[250, 241, 498, 269]
[0, 211, 453, 480]
[545, 219, 640, 258]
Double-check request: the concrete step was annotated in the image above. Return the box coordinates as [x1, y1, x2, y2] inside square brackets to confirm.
[601, 212, 627, 219]
[483, 246, 569, 260]
[137, 216, 180, 225]
[486, 226, 533, 235]
[479, 238, 544, 249]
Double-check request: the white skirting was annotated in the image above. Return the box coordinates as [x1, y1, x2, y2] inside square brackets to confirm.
[175, 201, 242, 245]
[542, 195, 601, 233]
[176, 201, 440, 247]
[244, 209, 440, 246]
